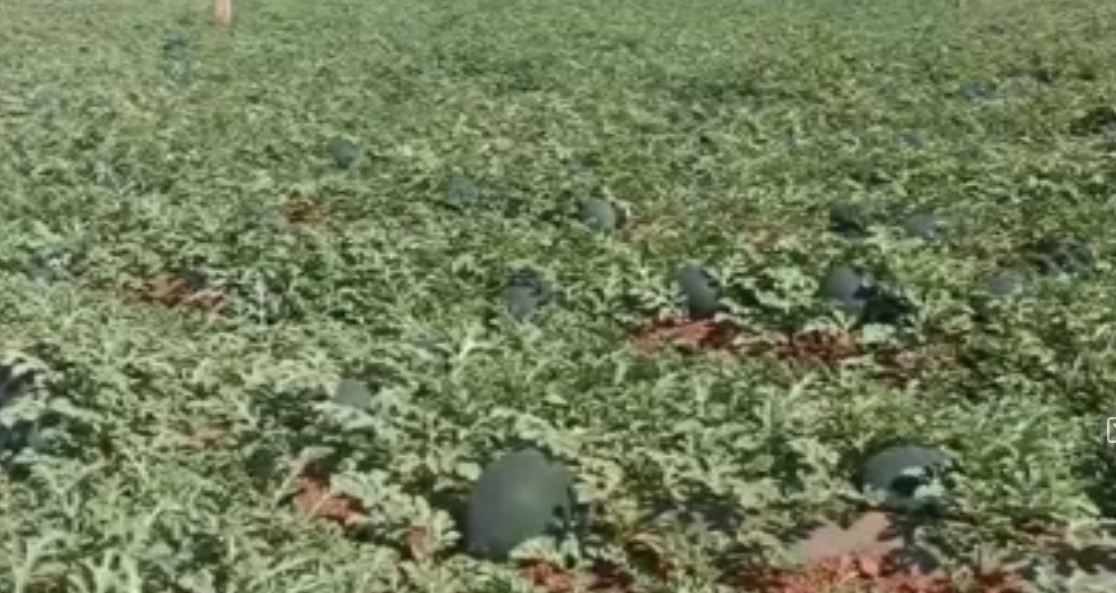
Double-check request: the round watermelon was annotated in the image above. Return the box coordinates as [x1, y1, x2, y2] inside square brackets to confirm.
[675, 263, 720, 319]
[578, 198, 624, 233]
[901, 212, 946, 241]
[465, 448, 577, 560]
[859, 444, 952, 513]
[505, 268, 552, 321]
[328, 137, 360, 169]
[818, 264, 868, 317]
[332, 378, 372, 410]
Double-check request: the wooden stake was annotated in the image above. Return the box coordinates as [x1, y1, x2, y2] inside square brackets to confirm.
[213, 0, 232, 26]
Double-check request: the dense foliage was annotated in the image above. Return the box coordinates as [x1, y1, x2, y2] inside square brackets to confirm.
[2, 0, 1115, 591]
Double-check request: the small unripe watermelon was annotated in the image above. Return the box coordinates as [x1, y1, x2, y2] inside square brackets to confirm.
[828, 202, 873, 237]
[0, 362, 35, 410]
[465, 448, 577, 560]
[0, 420, 40, 456]
[578, 199, 624, 233]
[897, 130, 926, 149]
[859, 444, 951, 513]
[328, 137, 360, 169]
[818, 264, 868, 317]
[901, 212, 946, 241]
[675, 263, 720, 320]
[332, 378, 372, 410]
[161, 32, 191, 84]
[959, 80, 995, 103]
[162, 32, 188, 57]
[447, 174, 481, 208]
[819, 264, 865, 301]
[505, 268, 552, 321]
[819, 265, 915, 326]
[977, 269, 1023, 300]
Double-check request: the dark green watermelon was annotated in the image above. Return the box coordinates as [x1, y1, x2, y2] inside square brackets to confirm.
[0, 420, 39, 457]
[465, 448, 577, 560]
[332, 378, 372, 410]
[897, 130, 926, 150]
[162, 32, 188, 57]
[328, 137, 360, 169]
[977, 269, 1024, 300]
[505, 268, 552, 321]
[819, 265, 865, 302]
[818, 264, 873, 320]
[161, 32, 191, 84]
[901, 212, 946, 241]
[447, 174, 481, 208]
[828, 202, 873, 237]
[858, 444, 951, 513]
[818, 265, 915, 326]
[675, 263, 720, 320]
[0, 363, 34, 410]
[959, 80, 995, 104]
[578, 199, 624, 233]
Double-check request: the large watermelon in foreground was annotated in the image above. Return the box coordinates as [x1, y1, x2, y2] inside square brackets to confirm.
[464, 448, 577, 560]
[858, 444, 952, 514]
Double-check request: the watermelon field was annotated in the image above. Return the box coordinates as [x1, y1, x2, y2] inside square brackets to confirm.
[3, 0, 1116, 591]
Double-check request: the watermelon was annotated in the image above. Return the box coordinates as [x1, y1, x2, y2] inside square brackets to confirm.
[675, 263, 720, 320]
[819, 265, 866, 306]
[828, 202, 873, 237]
[578, 198, 624, 233]
[897, 130, 926, 150]
[818, 264, 915, 326]
[161, 32, 191, 85]
[505, 268, 552, 321]
[0, 363, 33, 410]
[465, 448, 577, 560]
[978, 269, 1024, 300]
[959, 80, 995, 103]
[332, 378, 372, 410]
[901, 212, 946, 241]
[328, 137, 360, 169]
[447, 174, 481, 208]
[859, 444, 952, 513]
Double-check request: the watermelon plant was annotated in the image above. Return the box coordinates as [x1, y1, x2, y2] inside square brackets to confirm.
[1, 0, 1115, 590]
